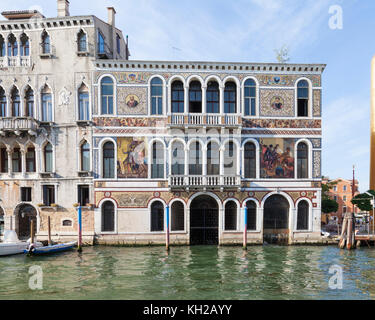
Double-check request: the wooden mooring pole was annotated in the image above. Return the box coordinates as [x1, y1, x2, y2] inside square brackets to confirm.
[243, 206, 248, 250]
[30, 219, 34, 244]
[166, 206, 170, 251]
[77, 205, 82, 252]
[47, 216, 52, 245]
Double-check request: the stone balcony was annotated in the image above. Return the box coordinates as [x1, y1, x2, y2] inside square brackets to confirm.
[0, 56, 31, 68]
[0, 117, 39, 136]
[169, 174, 241, 191]
[168, 114, 242, 127]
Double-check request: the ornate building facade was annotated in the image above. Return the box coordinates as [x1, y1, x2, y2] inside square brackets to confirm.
[0, 1, 325, 245]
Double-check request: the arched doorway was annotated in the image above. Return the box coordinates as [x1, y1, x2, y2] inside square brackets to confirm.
[190, 195, 219, 245]
[15, 204, 37, 239]
[263, 194, 290, 244]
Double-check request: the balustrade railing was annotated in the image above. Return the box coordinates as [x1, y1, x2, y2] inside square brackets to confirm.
[169, 174, 241, 189]
[169, 113, 240, 126]
[0, 117, 39, 132]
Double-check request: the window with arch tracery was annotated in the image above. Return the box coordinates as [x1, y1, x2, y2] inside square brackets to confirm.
[11, 87, 20, 117]
[12, 147, 21, 173]
[78, 84, 89, 120]
[20, 33, 29, 56]
[77, 30, 87, 52]
[7, 34, 17, 56]
[26, 146, 35, 173]
[297, 80, 309, 117]
[297, 142, 308, 179]
[0, 146, 8, 173]
[0, 87, 6, 117]
[41, 31, 50, 54]
[25, 87, 34, 117]
[81, 141, 90, 172]
[41, 85, 52, 122]
[44, 143, 53, 173]
[0, 35, 5, 57]
[244, 79, 256, 116]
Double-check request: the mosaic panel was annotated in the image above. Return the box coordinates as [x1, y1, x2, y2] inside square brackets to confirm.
[308, 138, 322, 149]
[313, 150, 321, 178]
[242, 119, 321, 129]
[260, 89, 294, 117]
[93, 117, 167, 127]
[117, 86, 147, 115]
[117, 137, 148, 178]
[313, 89, 321, 117]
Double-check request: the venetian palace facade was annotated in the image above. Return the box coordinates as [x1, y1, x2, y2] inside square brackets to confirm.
[0, 1, 325, 245]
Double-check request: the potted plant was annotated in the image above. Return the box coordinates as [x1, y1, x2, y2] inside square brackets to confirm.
[37, 203, 44, 207]
[50, 203, 58, 208]
[73, 203, 79, 208]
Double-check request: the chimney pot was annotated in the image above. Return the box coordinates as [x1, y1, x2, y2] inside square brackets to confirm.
[107, 7, 116, 27]
[57, 0, 70, 17]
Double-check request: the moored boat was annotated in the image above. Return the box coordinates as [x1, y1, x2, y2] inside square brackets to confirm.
[0, 230, 43, 256]
[25, 241, 77, 255]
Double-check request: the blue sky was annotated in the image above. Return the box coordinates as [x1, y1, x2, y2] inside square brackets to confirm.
[3, 0, 373, 191]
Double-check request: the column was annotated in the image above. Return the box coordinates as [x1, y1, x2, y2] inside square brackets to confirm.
[202, 85, 207, 114]
[6, 148, 11, 174]
[184, 146, 188, 185]
[219, 85, 224, 115]
[21, 148, 26, 176]
[202, 145, 207, 185]
[219, 146, 224, 185]
[184, 85, 189, 115]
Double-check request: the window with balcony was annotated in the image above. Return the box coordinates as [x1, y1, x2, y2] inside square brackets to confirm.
[206, 81, 219, 113]
[44, 143, 53, 173]
[0, 35, 5, 57]
[103, 141, 114, 178]
[0, 87, 6, 117]
[20, 33, 29, 56]
[244, 79, 256, 116]
[244, 142, 256, 179]
[171, 201, 184, 231]
[246, 200, 257, 230]
[297, 200, 309, 230]
[81, 141, 90, 172]
[297, 142, 308, 179]
[225, 201, 237, 230]
[224, 81, 236, 113]
[151, 141, 164, 179]
[224, 141, 236, 175]
[189, 141, 202, 175]
[78, 185, 90, 206]
[78, 84, 89, 120]
[171, 141, 184, 175]
[41, 85, 53, 122]
[189, 81, 202, 113]
[297, 80, 309, 117]
[171, 80, 184, 113]
[26, 147, 35, 173]
[43, 185, 55, 206]
[101, 77, 114, 115]
[77, 30, 87, 52]
[12, 148, 21, 173]
[25, 87, 34, 117]
[151, 201, 164, 232]
[151, 77, 163, 115]
[41, 31, 50, 54]
[7, 34, 17, 56]
[11, 87, 20, 117]
[0, 147, 8, 173]
[98, 32, 105, 54]
[102, 201, 115, 232]
[207, 141, 219, 175]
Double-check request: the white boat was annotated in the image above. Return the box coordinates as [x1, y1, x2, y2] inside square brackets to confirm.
[0, 230, 42, 256]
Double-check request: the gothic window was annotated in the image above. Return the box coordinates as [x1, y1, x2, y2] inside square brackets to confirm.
[102, 201, 115, 232]
[0, 147, 8, 173]
[171, 80, 184, 113]
[41, 85, 52, 122]
[77, 30, 87, 52]
[151, 141, 164, 179]
[297, 142, 308, 179]
[98, 32, 105, 54]
[103, 141, 114, 178]
[11, 87, 20, 117]
[81, 141, 90, 172]
[225, 201, 237, 230]
[151, 201, 164, 232]
[189, 81, 202, 113]
[12, 147, 21, 172]
[44, 143, 53, 173]
[41, 31, 50, 54]
[101, 77, 114, 115]
[297, 80, 309, 117]
[244, 79, 256, 116]
[0, 35, 5, 57]
[297, 200, 309, 230]
[26, 147, 35, 172]
[78, 84, 89, 120]
[0, 87, 6, 117]
[25, 87, 34, 117]
[206, 81, 219, 113]
[151, 77, 163, 115]
[224, 81, 236, 113]
[7, 34, 17, 56]
[20, 33, 29, 56]
[244, 142, 256, 179]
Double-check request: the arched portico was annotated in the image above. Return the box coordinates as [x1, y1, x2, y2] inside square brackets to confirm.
[14, 203, 38, 239]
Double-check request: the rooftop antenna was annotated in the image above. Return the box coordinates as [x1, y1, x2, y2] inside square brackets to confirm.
[274, 45, 290, 63]
[172, 46, 182, 60]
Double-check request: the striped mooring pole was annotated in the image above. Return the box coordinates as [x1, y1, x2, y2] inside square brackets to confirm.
[166, 206, 170, 251]
[243, 206, 248, 250]
[78, 205, 82, 252]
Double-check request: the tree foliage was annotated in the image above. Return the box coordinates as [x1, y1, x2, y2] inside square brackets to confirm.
[351, 190, 375, 212]
[322, 199, 339, 214]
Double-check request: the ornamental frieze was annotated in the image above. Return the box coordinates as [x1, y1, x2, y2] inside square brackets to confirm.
[92, 117, 167, 127]
[313, 89, 321, 117]
[242, 118, 321, 129]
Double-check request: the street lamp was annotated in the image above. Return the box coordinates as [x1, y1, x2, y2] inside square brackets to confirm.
[365, 191, 375, 235]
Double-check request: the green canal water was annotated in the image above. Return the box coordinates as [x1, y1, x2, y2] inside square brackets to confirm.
[0, 245, 374, 300]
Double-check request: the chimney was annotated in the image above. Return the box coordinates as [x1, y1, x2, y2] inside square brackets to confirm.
[107, 7, 116, 27]
[57, 0, 70, 17]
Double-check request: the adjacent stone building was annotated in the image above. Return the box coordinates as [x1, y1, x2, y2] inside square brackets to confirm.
[0, 1, 325, 245]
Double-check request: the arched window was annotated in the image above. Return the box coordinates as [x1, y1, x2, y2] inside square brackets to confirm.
[77, 30, 87, 52]
[20, 33, 29, 56]
[244, 142, 256, 179]
[0, 35, 5, 57]
[0, 87, 6, 117]
[41, 85, 52, 122]
[244, 79, 256, 116]
[151, 201, 164, 232]
[81, 141, 90, 172]
[206, 81, 219, 113]
[12, 147, 21, 172]
[224, 141, 237, 175]
[171, 141, 184, 175]
[297, 142, 308, 179]
[101, 77, 114, 115]
[98, 32, 105, 54]
[7, 34, 17, 56]
[151, 77, 163, 115]
[297, 200, 309, 230]
[78, 84, 89, 120]
[225, 201, 237, 230]
[171, 80, 184, 113]
[224, 81, 236, 113]
[297, 80, 309, 117]
[207, 141, 219, 175]
[0, 146, 8, 173]
[189, 141, 202, 175]
[171, 201, 184, 231]
[62, 219, 72, 227]
[246, 201, 257, 230]
[26, 146, 35, 172]
[102, 201, 115, 232]
[25, 87, 34, 117]
[11, 87, 20, 117]
[189, 81, 202, 113]
[41, 31, 50, 54]
[151, 141, 164, 179]
[44, 143, 53, 172]
[103, 141, 114, 178]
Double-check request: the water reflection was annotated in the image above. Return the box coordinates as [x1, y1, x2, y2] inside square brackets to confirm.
[0, 245, 374, 300]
